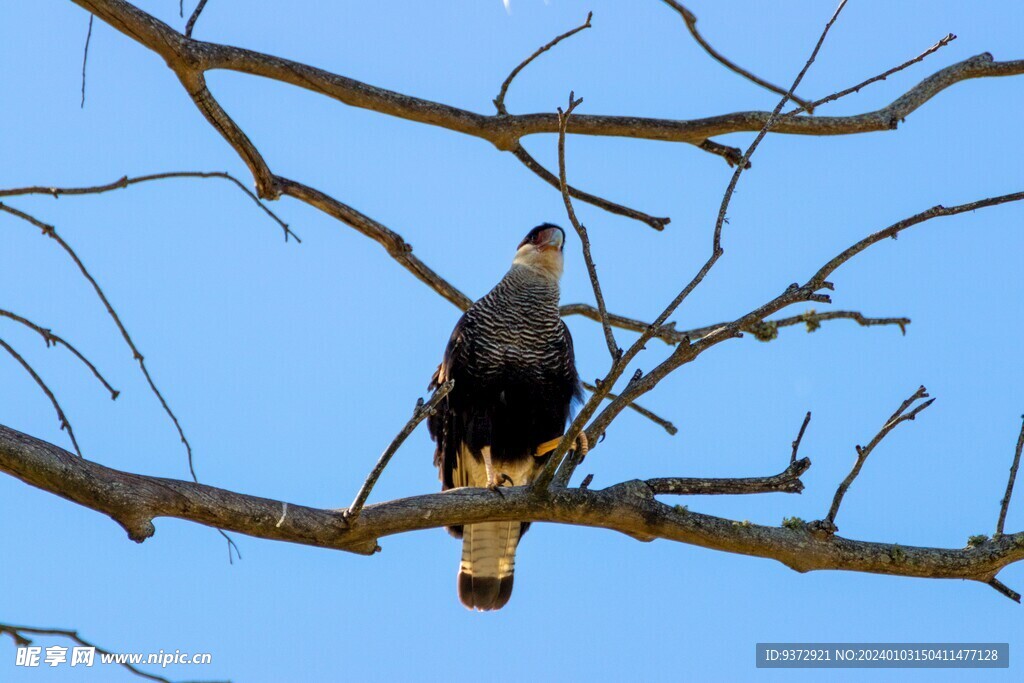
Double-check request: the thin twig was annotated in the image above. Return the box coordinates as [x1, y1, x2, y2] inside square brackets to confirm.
[647, 457, 810, 495]
[660, 0, 815, 112]
[818, 386, 934, 532]
[185, 0, 209, 39]
[557, 93, 619, 361]
[0, 622, 228, 683]
[791, 411, 811, 464]
[81, 14, 94, 108]
[0, 203, 200, 479]
[987, 578, 1021, 603]
[0, 308, 119, 399]
[0, 171, 299, 243]
[0, 202, 242, 560]
[581, 381, 676, 435]
[996, 415, 1024, 536]
[494, 12, 592, 115]
[0, 338, 82, 457]
[510, 144, 669, 230]
[785, 33, 957, 116]
[561, 305, 910, 345]
[345, 380, 454, 522]
[542, 0, 851, 488]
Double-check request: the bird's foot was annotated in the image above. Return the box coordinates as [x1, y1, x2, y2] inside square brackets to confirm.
[487, 473, 514, 495]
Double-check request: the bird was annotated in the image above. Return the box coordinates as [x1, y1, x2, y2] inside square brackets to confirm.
[428, 223, 583, 611]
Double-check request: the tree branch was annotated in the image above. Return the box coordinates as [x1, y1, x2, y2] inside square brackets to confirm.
[0, 339, 82, 457]
[0, 203, 198, 479]
[647, 456, 810, 495]
[660, 0, 815, 111]
[0, 171, 298, 242]
[68, 1, 1024, 151]
[996, 415, 1024, 537]
[785, 33, 957, 117]
[493, 12, 591, 115]
[344, 380, 453, 523]
[556, 93, 620, 361]
[790, 411, 813, 464]
[581, 381, 677, 436]
[510, 143, 670, 230]
[184, 0, 208, 39]
[3, 424, 1023, 589]
[815, 386, 934, 534]
[0, 308, 119, 400]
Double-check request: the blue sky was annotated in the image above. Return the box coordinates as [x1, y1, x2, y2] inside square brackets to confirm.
[2, 1, 1023, 681]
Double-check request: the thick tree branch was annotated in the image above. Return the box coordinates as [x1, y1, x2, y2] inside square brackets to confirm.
[68, 1, 1024, 151]
[3, 424, 1023, 589]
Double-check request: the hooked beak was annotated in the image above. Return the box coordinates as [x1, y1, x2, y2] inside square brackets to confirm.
[538, 226, 565, 251]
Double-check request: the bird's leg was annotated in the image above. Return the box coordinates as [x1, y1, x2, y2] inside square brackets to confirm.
[481, 446, 512, 492]
[575, 431, 589, 461]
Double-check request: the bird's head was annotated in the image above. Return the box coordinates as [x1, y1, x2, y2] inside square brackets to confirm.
[512, 223, 565, 280]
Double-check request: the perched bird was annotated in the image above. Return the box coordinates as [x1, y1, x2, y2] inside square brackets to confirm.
[428, 223, 582, 611]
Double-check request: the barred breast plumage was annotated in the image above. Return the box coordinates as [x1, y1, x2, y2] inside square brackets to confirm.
[427, 224, 581, 611]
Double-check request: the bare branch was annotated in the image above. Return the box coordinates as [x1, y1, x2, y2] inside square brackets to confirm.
[494, 12, 592, 115]
[786, 33, 957, 117]
[556, 93, 619, 361]
[0, 170, 298, 242]
[345, 380, 454, 522]
[647, 457, 810, 495]
[561, 306, 910, 346]
[69, 1, 1024, 151]
[4, 424, 1024, 589]
[0, 308, 119, 399]
[0, 622, 227, 683]
[510, 144, 669, 230]
[555, 0, 852, 481]
[0, 202, 199, 480]
[80, 14, 94, 108]
[996, 415, 1024, 536]
[581, 381, 676, 436]
[987, 578, 1021, 604]
[0, 338, 82, 457]
[817, 386, 934, 533]
[791, 411, 812, 464]
[660, 1, 815, 111]
[184, 0, 209, 38]
[582, 187, 1024, 456]
[807, 192, 1024, 288]
[698, 139, 749, 169]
